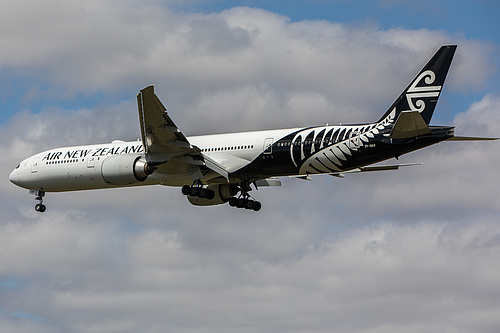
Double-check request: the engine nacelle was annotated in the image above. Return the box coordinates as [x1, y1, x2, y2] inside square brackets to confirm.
[101, 155, 154, 185]
[187, 184, 239, 206]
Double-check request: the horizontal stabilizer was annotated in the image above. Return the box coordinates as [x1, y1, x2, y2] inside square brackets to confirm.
[329, 163, 422, 177]
[390, 111, 431, 139]
[447, 136, 499, 141]
[357, 163, 422, 172]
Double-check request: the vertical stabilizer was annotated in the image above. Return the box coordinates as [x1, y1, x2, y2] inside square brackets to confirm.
[378, 45, 457, 124]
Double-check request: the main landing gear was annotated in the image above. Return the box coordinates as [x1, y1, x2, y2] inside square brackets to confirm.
[30, 190, 46, 213]
[181, 184, 215, 200]
[229, 180, 262, 211]
[228, 195, 262, 211]
[181, 180, 263, 212]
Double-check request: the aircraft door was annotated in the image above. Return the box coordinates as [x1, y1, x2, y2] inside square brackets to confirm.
[264, 138, 274, 154]
[31, 157, 39, 173]
[87, 156, 96, 168]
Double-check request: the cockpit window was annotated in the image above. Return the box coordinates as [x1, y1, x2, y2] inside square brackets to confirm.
[16, 164, 20, 169]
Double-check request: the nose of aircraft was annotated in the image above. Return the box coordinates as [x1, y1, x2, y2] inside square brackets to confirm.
[9, 166, 21, 186]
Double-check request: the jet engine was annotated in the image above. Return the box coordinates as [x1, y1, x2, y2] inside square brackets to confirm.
[187, 184, 239, 206]
[101, 155, 155, 185]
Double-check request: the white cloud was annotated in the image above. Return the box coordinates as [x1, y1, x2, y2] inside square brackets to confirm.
[0, 1, 496, 131]
[453, 94, 500, 136]
[1, 217, 500, 332]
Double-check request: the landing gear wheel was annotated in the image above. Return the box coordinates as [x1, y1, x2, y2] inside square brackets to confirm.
[35, 204, 46, 213]
[182, 183, 215, 200]
[236, 198, 246, 208]
[198, 188, 208, 199]
[228, 197, 262, 211]
[181, 185, 191, 195]
[189, 187, 200, 197]
[244, 199, 255, 210]
[229, 197, 238, 207]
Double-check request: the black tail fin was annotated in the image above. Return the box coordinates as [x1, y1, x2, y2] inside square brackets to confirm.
[378, 45, 457, 124]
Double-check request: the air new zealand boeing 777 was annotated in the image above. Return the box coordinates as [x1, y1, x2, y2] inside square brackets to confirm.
[9, 45, 497, 212]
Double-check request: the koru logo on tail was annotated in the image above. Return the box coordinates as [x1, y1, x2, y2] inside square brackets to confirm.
[406, 70, 441, 113]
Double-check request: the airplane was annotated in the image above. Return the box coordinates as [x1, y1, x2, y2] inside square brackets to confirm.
[9, 45, 497, 212]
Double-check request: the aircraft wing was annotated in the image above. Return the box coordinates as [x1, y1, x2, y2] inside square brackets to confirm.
[137, 85, 229, 180]
[138, 85, 196, 156]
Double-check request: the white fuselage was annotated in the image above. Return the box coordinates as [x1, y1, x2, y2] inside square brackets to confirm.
[9, 128, 299, 192]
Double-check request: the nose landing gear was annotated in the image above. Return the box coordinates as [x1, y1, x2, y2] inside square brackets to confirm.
[30, 190, 46, 213]
[35, 203, 46, 213]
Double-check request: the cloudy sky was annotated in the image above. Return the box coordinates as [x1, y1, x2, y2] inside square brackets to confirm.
[1, 0, 500, 332]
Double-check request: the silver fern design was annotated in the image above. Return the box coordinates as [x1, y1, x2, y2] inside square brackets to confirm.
[291, 67, 441, 174]
[290, 109, 396, 174]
